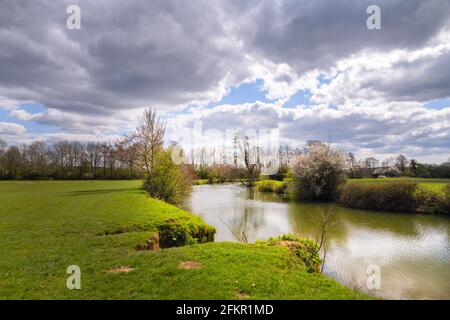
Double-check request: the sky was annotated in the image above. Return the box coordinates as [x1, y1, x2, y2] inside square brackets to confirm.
[0, 0, 449, 163]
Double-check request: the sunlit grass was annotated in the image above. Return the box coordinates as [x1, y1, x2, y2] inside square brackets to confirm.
[0, 180, 369, 299]
[348, 178, 450, 193]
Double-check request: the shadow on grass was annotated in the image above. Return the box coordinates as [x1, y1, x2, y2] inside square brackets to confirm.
[65, 188, 140, 196]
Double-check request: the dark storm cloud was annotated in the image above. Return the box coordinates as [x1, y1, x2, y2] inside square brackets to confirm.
[244, 0, 450, 71]
[0, 0, 253, 114]
[1, 0, 450, 164]
[1, 0, 450, 115]
[370, 52, 450, 102]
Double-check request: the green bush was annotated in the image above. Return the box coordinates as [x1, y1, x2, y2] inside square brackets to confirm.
[266, 234, 321, 273]
[415, 184, 450, 214]
[256, 179, 291, 195]
[157, 219, 215, 248]
[144, 148, 192, 205]
[338, 182, 419, 212]
[276, 178, 292, 195]
[257, 180, 282, 192]
[193, 179, 209, 185]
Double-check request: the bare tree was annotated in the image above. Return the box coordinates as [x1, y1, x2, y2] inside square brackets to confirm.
[102, 143, 116, 178]
[0, 139, 6, 176]
[115, 137, 138, 177]
[26, 141, 49, 177]
[3, 145, 22, 178]
[52, 141, 73, 178]
[69, 142, 85, 178]
[309, 205, 338, 274]
[347, 152, 363, 178]
[86, 142, 102, 177]
[395, 154, 408, 174]
[131, 108, 166, 177]
[364, 157, 379, 175]
[235, 132, 261, 187]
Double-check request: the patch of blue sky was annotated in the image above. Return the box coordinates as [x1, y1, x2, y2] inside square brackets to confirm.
[210, 79, 274, 107]
[318, 73, 332, 86]
[0, 101, 59, 134]
[165, 79, 274, 118]
[19, 101, 47, 114]
[424, 97, 450, 110]
[283, 90, 312, 108]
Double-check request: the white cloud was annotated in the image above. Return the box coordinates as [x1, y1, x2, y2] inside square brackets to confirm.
[168, 101, 450, 163]
[0, 122, 26, 136]
[1, 0, 450, 162]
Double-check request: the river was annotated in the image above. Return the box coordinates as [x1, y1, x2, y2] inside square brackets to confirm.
[188, 184, 450, 300]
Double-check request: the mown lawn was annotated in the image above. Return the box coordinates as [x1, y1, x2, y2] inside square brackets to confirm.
[348, 178, 450, 193]
[0, 180, 369, 300]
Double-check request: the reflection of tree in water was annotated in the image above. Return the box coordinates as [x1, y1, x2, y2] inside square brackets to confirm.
[287, 203, 350, 249]
[287, 202, 450, 252]
[246, 187, 255, 200]
[219, 206, 266, 242]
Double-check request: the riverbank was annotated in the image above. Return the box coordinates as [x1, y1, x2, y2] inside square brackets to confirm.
[189, 183, 450, 299]
[0, 180, 369, 299]
[256, 178, 450, 214]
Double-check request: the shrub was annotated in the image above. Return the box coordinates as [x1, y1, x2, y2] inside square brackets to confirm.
[275, 179, 290, 195]
[257, 180, 282, 192]
[292, 145, 347, 200]
[157, 219, 215, 248]
[256, 179, 291, 195]
[268, 165, 290, 181]
[443, 184, 450, 214]
[415, 184, 450, 214]
[267, 234, 321, 273]
[144, 148, 192, 205]
[338, 182, 419, 212]
[193, 179, 209, 185]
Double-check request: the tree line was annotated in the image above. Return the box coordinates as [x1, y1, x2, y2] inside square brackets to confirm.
[0, 139, 140, 180]
[1, 124, 449, 181]
[347, 153, 450, 179]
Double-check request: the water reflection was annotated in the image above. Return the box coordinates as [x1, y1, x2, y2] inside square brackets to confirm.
[188, 184, 450, 300]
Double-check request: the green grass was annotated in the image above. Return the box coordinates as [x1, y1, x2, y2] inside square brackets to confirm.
[348, 178, 450, 193]
[255, 180, 283, 192]
[193, 179, 210, 185]
[0, 180, 369, 299]
[255, 179, 291, 195]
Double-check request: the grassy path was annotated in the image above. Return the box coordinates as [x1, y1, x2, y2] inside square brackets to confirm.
[0, 180, 369, 299]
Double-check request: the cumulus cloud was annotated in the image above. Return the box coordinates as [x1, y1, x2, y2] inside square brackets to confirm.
[0, 122, 26, 136]
[0, 0, 256, 114]
[168, 101, 450, 163]
[0, 0, 449, 162]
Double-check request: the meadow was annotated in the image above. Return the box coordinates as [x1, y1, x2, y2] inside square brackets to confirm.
[0, 180, 368, 299]
[348, 178, 450, 193]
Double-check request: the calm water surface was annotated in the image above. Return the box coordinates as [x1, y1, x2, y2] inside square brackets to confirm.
[188, 184, 450, 300]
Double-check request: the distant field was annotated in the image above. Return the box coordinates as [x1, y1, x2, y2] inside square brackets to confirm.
[0, 180, 367, 299]
[348, 178, 450, 193]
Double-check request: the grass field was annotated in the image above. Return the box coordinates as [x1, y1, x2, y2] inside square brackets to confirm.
[0, 180, 368, 299]
[348, 178, 450, 193]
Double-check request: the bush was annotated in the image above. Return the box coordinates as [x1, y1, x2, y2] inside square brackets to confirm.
[257, 180, 282, 192]
[338, 182, 419, 212]
[144, 148, 192, 205]
[268, 165, 290, 181]
[275, 179, 290, 195]
[415, 184, 450, 214]
[256, 179, 291, 195]
[266, 234, 321, 273]
[149, 219, 216, 248]
[292, 145, 347, 200]
[193, 179, 209, 185]
[443, 184, 450, 213]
